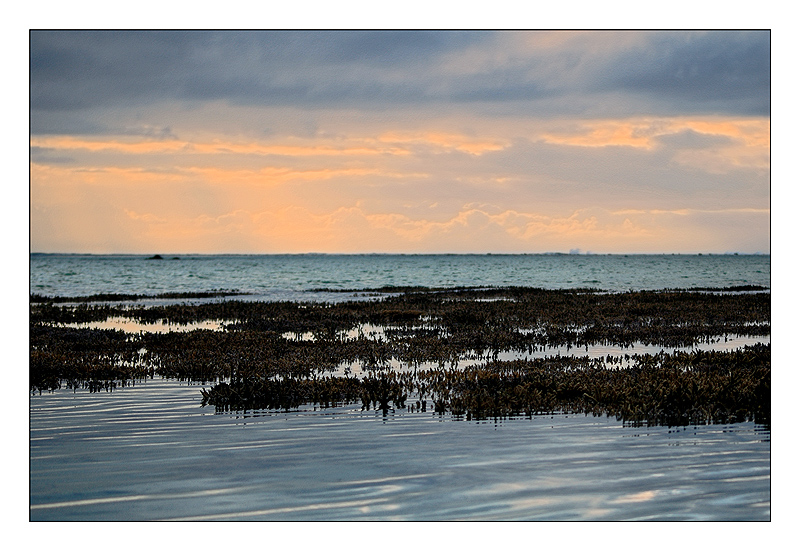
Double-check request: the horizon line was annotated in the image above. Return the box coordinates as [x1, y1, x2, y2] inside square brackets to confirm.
[30, 251, 770, 256]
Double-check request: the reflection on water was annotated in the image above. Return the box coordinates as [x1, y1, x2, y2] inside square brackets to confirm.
[30, 377, 770, 521]
[53, 316, 770, 377]
[333, 333, 770, 376]
[55, 317, 227, 333]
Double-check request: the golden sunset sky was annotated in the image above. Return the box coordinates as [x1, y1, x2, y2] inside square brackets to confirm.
[30, 29, 771, 254]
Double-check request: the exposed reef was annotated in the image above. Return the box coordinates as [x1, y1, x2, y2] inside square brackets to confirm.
[30, 286, 770, 426]
[30, 290, 247, 304]
[200, 345, 769, 427]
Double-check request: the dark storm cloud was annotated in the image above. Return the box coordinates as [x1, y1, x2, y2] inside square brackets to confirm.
[319, 30, 485, 65]
[30, 30, 770, 133]
[596, 31, 770, 116]
[30, 30, 203, 110]
[30, 30, 487, 111]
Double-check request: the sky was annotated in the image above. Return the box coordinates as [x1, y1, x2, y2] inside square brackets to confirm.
[29, 30, 771, 254]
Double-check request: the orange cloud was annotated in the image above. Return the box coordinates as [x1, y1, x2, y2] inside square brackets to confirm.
[377, 131, 509, 155]
[31, 158, 429, 194]
[31, 164, 187, 188]
[182, 166, 412, 187]
[190, 140, 410, 157]
[612, 207, 769, 216]
[31, 136, 191, 154]
[540, 122, 655, 148]
[539, 117, 769, 150]
[538, 117, 769, 174]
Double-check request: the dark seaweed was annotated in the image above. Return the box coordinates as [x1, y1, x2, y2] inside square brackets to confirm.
[30, 287, 770, 426]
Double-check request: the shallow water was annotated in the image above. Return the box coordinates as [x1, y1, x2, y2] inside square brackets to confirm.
[30, 377, 770, 521]
[55, 317, 228, 333]
[334, 335, 772, 376]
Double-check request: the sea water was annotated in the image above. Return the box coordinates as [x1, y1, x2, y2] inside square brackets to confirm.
[29, 377, 770, 521]
[30, 253, 770, 299]
[29, 254, 771, 520]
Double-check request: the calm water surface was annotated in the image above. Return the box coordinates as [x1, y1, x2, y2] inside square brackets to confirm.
[30, 378, 770, 521]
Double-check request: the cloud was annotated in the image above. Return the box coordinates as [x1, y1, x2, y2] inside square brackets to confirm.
[653, 129, 733, 149]
[30, 30, 770, 133]
[596, 31, 770, 116]
[30, 146, 74, 164]
[29, 31, 489, 115]
[377, 132, 509, 156]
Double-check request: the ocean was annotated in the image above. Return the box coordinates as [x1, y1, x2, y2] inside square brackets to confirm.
[30, 253, 771, 299]
[29, 254, 771, 521]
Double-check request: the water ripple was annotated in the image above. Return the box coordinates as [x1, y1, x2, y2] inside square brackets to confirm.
[30, 377, 770, 521]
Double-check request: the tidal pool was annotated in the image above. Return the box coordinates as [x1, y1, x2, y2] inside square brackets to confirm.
[30, 376, 769, 521]
[54, 316, 228, 333]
